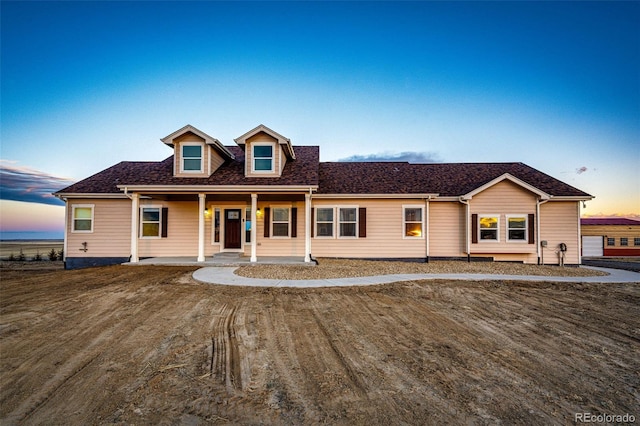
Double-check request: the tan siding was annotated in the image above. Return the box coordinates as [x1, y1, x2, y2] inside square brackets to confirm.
[137, 200, 214, 257]
[245, 132, 282, 178]
[208, 146, 225, 174]
[253, 201, 306, 257]
[540, 201, 581, 265]
[66, 199, 131, 257]
[429, 201, 466, 257]
[310, 199, 427, 259]
[581, 224, 640, 247]
[470, 180, 538, 262]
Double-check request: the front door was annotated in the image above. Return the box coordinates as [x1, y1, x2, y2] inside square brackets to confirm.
[224, 209, 242, 249]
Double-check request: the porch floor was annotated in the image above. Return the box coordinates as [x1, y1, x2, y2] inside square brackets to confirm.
[125, 253, 312, 267]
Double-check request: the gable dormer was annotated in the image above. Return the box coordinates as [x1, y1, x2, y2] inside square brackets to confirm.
[234, 124, 295, 178]
[161, 125, 235, 178]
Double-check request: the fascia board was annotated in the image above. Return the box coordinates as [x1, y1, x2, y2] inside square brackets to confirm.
[161, 124, 235, 159]
[116, 184, 318, 193]
[313, 193, 439, 199]
[54, 193, 129, 199]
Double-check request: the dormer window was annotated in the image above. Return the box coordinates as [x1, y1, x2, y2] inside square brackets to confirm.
[253, 144, 274, 172]
[182, 144, 203, 172]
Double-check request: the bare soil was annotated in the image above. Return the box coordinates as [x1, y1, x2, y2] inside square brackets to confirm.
[1, 265, 638, 425]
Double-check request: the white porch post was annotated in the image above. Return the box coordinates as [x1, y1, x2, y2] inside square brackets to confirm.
[251, 193, 258, 263]
[305, 192, 311, 263]
[130, 193, 139, 263]
[198, 193, 206, 262]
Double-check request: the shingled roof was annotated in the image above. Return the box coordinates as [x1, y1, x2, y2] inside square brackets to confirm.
[56, 147, 591, 199]
[317, 162, 591, 197]
[56, 146, 320, 194]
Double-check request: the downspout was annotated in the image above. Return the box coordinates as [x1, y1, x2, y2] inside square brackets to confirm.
[536, 198, 549, 265]
[459, 197, 471, 262]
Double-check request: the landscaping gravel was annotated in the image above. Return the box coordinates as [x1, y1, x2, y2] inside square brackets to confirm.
[236, 258, 608, 280]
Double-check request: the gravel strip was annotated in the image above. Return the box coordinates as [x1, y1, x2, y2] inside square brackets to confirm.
[236, 259, 608, 280]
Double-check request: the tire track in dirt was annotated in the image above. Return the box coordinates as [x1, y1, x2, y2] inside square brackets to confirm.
[209, 303, 243, 391]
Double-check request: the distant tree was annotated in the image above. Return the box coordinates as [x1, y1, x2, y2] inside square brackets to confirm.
[33, 251, 43, 261]
[17, 249, 25, 261]
[8, 253, 16, 261]
[48, 248, 58, 261]
[57, 249, 64, 260]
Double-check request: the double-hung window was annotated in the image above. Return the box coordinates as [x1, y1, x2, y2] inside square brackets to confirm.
[339, 207, 357, 238]
[403, 206, 424, 238]
[253, 144, 274, 172]
[506, 215, 527, 241]
[182, 144, 203, 172]
[620, 237, 628, 246]
[272, 207, 290, 237]
[316, 208, 334, 237]
[141, 207, 161, 238]
[479, 215, 499, 241]
[72, 205, 94, 232]
[607, 237, 615, 246]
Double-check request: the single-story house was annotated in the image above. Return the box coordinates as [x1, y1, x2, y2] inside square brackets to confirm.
[54, 124, 593, 269]
[581, 218, 640, 257]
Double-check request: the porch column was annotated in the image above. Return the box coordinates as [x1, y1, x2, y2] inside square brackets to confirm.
[130, 193, 139, 263]
[250, 193, 258, 262]
[305, 192, 311, 263]
[198, 193, 206, 262]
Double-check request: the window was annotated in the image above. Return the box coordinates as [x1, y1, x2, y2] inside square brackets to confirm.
[141, 207, 161, 237]
[72, 205, 93, 232]
[253, 144, 274, 172]
[607, 237, 615, 246]
[635, 238, 640, 247]
[339, 207, 357, 237]
[245, 208, 252, 243]
[479, 215, 499, 241]
[316, 208, 334, 237]
[620, 237, 628, 246]
[403, 206, 423, 238]
[272, 207, 289, 237]
[214, 208, 221, 243]
[507, 215, 527, 241]
[182, 144, 203, 172]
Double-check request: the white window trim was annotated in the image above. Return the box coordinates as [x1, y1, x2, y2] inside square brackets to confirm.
[140, 205, 163, 239]
[506, 214, 528, 243]
[315, 206, 336, 239]
[479, 214, 500, 243]
[252, 142, 275, 173]
[71, 204, 94, 233]
[402, 205, 425, 239]
[338, 206, 359, 239]
[271, 205, 291, 239]
[211, 206, 221, 245]
[181, 142, 204, 173]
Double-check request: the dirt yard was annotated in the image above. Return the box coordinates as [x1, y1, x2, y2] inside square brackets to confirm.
[1, 265, 638, 425]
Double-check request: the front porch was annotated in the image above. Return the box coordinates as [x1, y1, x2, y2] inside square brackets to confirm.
[124, 252, 311, 267]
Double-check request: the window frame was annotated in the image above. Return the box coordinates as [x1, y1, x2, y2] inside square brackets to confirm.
[140, 206, 162, 239]
[607, 237, 615, 246]
[252, 142, 275, 173]
[181, 142, 204, 173]
[478, 214, 500, 242]
[271, 206, 291, 238]
[506, 214, 528, 243]
[71, 204, 94, 233]
[315, 207, 335, 238]
[403, 205, 425, 239]
[634, 237, 640, 247]
[338, 206, 359, 239]
[620, 237, 628, 246]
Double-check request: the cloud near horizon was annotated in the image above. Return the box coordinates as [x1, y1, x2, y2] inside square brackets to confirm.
[337, 151, 441, 163]
[0, 161, 74, 206]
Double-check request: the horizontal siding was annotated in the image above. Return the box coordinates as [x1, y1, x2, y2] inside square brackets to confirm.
[470, 180, 537, 261]
[540, 201, 580, 265]
[311, 199, 427, 258]
[581, 224, 640, 247]
[254, 201, 306, 257]
[66, 199, 131, 258]
[429, 202, 465, 257]
[245, 133, 283, 178]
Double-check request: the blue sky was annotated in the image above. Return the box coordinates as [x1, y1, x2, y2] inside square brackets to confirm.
[1, 1, 639, 237]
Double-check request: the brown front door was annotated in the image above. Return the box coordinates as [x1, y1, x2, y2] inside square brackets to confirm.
[224, 209, 242, 249]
